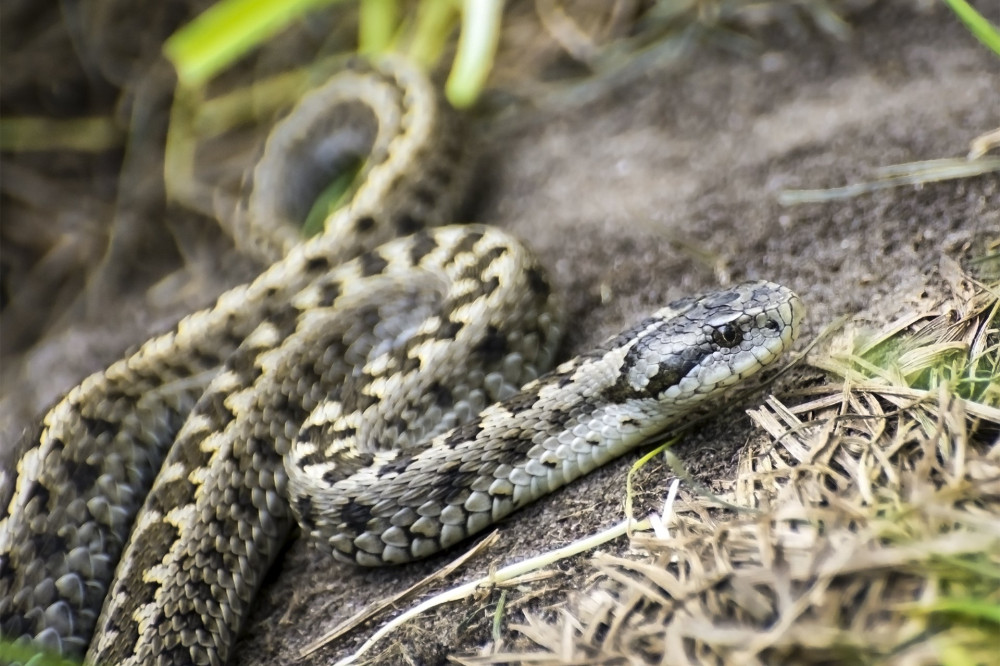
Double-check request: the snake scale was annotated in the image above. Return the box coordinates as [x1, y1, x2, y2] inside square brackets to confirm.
[0, 57, 803, 665]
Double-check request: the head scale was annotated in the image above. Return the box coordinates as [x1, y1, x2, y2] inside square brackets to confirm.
[604, 281, 803, 406]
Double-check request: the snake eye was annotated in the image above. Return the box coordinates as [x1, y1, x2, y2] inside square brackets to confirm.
[712, 324, 742, 348]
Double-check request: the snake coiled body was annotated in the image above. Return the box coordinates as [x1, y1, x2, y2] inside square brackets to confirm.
[0, 58, 803, 665]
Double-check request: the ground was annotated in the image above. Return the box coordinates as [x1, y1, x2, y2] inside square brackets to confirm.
[0, 1, 997, 664]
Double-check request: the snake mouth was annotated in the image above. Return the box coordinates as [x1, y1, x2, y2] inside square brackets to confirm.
[597, 281, 804, 405]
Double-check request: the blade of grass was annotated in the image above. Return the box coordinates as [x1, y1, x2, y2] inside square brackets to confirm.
[164, 0, 346, 87]
[446, 0, 504, 108]
[625, 438, 677, 524]
[943, 0, 1000, 56]
[358, 0, 400, 54]
[408, 0, 461, 68]
[779, 158, 1000, 205]
[301, 157, 363, 237]
[0, 117, 122, 152]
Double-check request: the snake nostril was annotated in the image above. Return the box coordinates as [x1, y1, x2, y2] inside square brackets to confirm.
[764, 319, 780, 331]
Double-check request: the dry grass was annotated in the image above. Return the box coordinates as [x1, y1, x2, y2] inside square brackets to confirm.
[456, 267, 1000, 665]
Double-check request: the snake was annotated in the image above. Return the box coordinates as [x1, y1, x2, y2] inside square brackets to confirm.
[0, 57, 804, 666]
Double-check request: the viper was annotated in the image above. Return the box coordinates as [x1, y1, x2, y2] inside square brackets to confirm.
[0, 58, 803, 665]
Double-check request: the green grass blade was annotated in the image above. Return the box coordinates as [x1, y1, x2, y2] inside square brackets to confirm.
[943, 0, 1000, 56]
[164, 0, 346, 87]
[0, 117, 122, 152]
[928, 599, 1000, 624]
[408, 0, 460, 68]
[301, 157, 363, 237]
[446, 0, 503, 108]
[359, 0, 400, 54]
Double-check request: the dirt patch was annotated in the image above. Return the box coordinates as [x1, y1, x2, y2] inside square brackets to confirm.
[1, 1, 997, 664]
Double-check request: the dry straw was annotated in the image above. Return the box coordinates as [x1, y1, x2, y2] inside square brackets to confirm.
[454, 262, 999, 665]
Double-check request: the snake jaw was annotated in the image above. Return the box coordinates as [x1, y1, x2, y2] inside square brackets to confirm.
[604, 280, 802, 407]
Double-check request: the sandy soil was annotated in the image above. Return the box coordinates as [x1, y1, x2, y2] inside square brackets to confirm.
[1, 1, 997, 664]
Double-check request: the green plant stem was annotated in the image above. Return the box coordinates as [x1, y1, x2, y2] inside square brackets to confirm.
[0, 117, 122, 152]
[446, 0, 504, 108]
[943, 0, 1000, 55]
[359, 0, 400, 53]
[408, 0, 461, 68]
[164, 0, 345, 87]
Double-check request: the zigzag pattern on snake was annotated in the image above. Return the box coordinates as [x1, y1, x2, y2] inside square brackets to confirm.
[0, 58, 804, 666]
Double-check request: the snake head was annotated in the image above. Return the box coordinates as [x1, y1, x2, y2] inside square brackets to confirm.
[603, 280, 803, 406]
